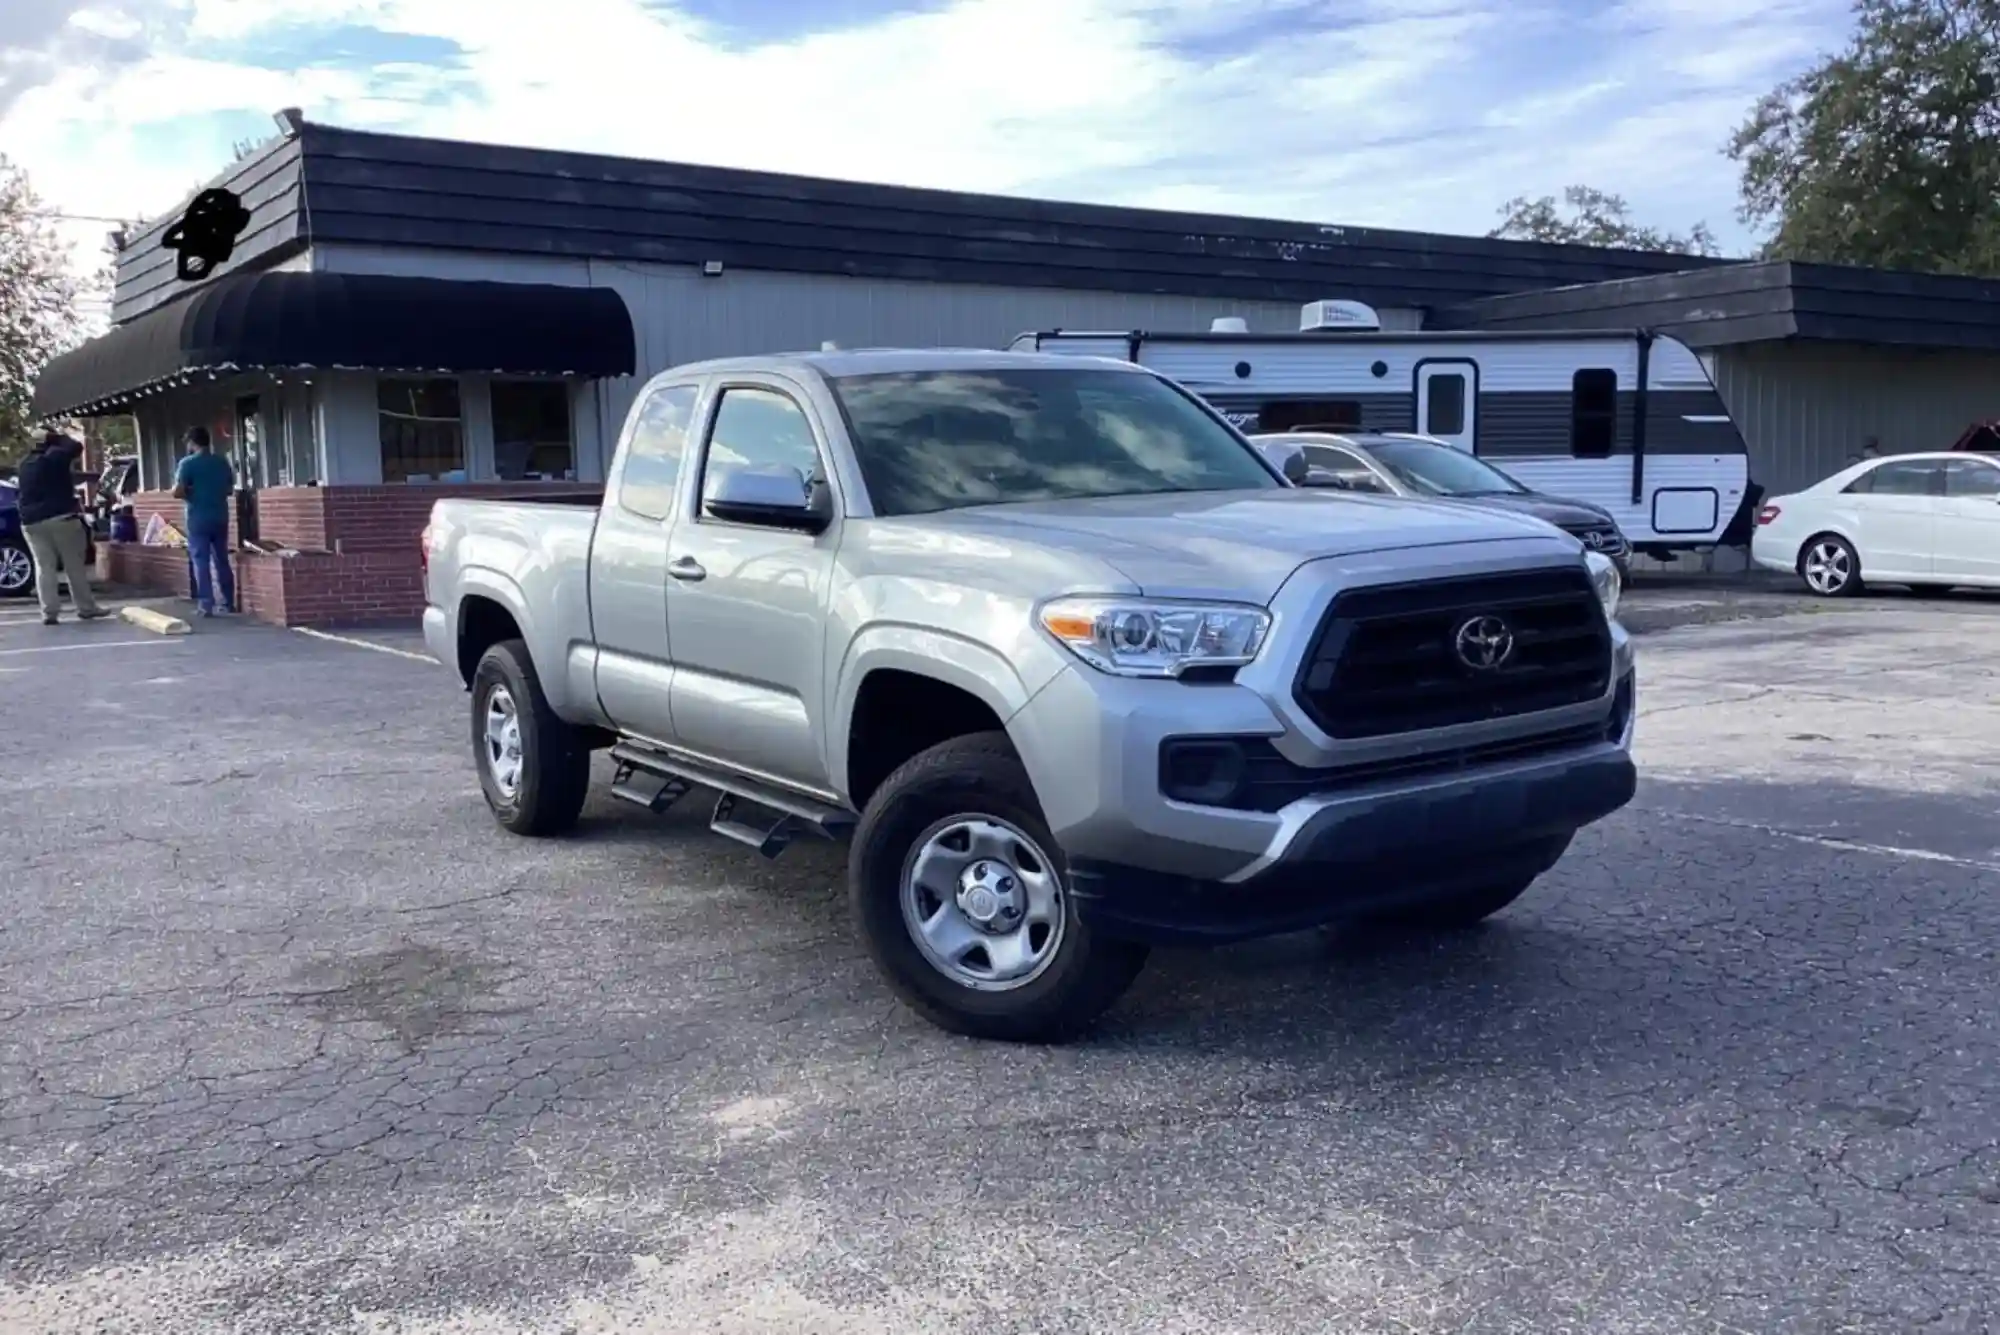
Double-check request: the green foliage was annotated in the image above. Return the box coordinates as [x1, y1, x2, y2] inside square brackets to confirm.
[0, 154, 84, 467]
[1730, 0, 2000, 273]
[1488, 185, 1723, 256]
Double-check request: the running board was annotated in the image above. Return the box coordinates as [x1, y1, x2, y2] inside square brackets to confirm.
[608, 743, 856, 859]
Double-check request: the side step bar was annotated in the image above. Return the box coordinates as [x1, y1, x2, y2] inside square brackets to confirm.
[607, 743, 857, 859]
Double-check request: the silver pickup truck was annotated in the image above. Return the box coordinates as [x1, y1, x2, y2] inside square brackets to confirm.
[421, 348, 1637, 1041]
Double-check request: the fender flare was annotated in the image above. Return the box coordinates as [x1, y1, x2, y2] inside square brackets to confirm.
[828, 624, 1038, 798]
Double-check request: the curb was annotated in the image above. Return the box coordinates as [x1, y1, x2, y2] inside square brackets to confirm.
[119, 605, 191, 637]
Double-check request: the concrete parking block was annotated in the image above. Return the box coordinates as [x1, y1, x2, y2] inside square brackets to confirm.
[118, 603, 191, 636]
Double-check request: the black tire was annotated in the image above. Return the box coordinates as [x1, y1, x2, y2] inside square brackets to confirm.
[470, 638, 591, 837]
[848, 732, 1149, 1043]
[0, 539, 34, 599]
[1797, 533, 1864, 598]
[1364, 873, 1540, 930]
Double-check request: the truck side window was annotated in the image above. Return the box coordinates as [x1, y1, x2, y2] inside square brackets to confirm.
[698, 388, 823, 516]
[618, 384, 699, 521]
[1571, 368, 1618, 459]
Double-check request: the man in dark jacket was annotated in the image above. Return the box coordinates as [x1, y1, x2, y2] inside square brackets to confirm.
[15, 429, 108, 625]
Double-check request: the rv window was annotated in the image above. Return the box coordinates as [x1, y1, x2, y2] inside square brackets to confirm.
[1259, 400, 1362, 432]
[1571, 368, 1618, 458]
[1424, 374, 1466, 436]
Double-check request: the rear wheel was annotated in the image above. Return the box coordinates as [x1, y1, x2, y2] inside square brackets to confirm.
[849, 732, 1148, 1042]
[0, 540, 33, 599]
[1798, 534, 1863, 597]
[470, 639, 591, 836]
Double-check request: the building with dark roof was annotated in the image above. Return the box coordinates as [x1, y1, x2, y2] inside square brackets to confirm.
[36, 112, 2000, 622]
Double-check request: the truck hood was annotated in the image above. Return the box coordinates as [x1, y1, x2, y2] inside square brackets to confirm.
[916, 489, 1563, 602]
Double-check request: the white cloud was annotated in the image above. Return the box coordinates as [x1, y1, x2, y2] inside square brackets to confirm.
[1, 0, 1856, 300]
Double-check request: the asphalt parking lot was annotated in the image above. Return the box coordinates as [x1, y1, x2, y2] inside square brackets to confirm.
[2, 586, 1998, 1333]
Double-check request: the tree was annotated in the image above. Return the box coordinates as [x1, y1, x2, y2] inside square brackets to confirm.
[1488, 185, 1723, 256]
[1729, 0, 2000, 273]
[0, 155, 85, 468]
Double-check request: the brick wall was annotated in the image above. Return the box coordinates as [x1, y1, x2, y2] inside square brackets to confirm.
[323, 483, 598, 553]
[110, 482, 599, 628]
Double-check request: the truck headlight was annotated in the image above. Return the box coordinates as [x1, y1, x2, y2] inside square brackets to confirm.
[1586, 550, 1621, 621]
[1037, 596, 1270, 678]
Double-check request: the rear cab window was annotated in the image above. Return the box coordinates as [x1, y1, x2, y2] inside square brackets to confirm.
[616, 383, 702, 520]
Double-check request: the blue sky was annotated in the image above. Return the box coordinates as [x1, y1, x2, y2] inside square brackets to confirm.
[2, 0, 1856, 313]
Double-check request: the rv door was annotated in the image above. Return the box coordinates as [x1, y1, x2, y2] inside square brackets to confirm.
[1414, 360, 1477, 453]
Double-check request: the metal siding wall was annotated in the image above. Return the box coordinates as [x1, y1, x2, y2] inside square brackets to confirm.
[310, 242, 1425, 457]
[1712, 342, 2000, 496]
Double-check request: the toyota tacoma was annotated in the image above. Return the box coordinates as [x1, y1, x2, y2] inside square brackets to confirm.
[421, 349, 1637, 1041]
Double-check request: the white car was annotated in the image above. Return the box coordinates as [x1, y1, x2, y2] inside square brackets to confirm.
[1751, 451, 2000, 596]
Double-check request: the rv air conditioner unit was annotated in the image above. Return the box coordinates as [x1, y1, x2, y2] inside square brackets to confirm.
[1210, 316, 1250, 334]
[1299, 299, 1381, 333]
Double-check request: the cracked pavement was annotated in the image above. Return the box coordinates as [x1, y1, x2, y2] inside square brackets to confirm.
[1, 595, 1997, 1332]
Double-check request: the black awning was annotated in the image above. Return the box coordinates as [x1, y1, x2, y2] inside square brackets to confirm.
[34, 269, 637, 418]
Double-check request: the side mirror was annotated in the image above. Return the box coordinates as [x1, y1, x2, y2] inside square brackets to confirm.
[1253, 439, 1311, 485]
[705, 464, 831, 533]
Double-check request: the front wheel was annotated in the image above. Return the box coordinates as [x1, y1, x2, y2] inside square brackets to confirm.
[849, 732, 1148, 1042]
[1798, 534, 1863, 598]
[0, 540, 34, 599]
[470, 639, 591, 836]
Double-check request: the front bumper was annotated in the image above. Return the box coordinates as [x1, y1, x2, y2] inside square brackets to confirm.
[1067, 728, 1634, 944]
[1005, 597, 1638, 945]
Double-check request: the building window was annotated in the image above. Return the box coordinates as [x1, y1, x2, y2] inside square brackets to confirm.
[491, 381, 575, 481]
[1571, 368, 1618, 459]
[378, 377, 464, 483]
[617, 384, 700, 521]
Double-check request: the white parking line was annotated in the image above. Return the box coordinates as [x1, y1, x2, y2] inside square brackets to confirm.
[292, 626, 436, 664]
[1660, 809, 2000, 874]
[0, 639, 175, 657]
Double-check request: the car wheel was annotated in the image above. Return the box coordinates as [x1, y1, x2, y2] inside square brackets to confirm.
[0, 540, 34, 598]
[1798, 533, 1863, 598]
[470, 638, 591, 837]
[849, 731, 1149, 1042]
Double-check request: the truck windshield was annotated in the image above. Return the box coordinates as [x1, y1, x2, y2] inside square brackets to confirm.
[827, 367, 1280, 516]
[1366, 439, 1529, 497]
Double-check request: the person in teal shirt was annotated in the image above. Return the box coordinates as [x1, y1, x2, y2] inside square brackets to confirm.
[172, 427, 236, 616]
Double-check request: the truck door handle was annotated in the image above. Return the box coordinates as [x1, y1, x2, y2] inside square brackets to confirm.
[667, 556, 706, 582]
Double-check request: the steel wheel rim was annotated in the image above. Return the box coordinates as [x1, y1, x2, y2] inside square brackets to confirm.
[483, 685, 525, 798]
[1803, 541, 1851, 594]
[900, 815, 1066, 993]
[0, 547, 31, 592]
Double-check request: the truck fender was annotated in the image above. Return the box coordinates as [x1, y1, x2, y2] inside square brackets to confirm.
[829, 626, 1037, 798]
[454, 567, 568, 709]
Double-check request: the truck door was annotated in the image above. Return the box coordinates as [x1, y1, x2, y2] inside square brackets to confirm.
[664, 377, 842, 791]
[1414, 359, 1477, 453]
[589, 380, 703, 747]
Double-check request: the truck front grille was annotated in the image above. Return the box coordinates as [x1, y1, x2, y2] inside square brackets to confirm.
[1295, 569, 1611, 739]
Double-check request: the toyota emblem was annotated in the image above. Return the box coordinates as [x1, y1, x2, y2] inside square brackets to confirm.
[1453, 615, 1515, 671]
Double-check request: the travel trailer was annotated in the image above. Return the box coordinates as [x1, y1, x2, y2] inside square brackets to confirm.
[1012, 301, 1755, 556]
